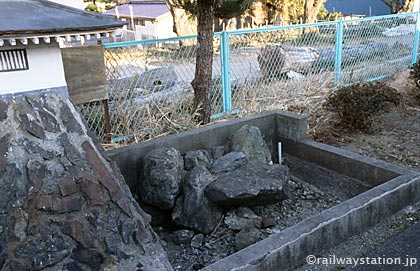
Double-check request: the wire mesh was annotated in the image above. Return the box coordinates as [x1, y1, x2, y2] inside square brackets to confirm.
[79, 12, 420, 144]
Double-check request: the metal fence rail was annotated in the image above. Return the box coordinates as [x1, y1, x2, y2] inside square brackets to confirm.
[79, 12, 420, 144]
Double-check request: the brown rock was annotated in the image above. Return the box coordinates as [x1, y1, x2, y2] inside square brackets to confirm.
[261, 217, 276, 228]
[80, 179, 104, 206]
[18, 113, 45, 139]
[82, 141, 125, 204]
[35, 195, 54, 211]
[53, 195, 85, 213]
[26, 160, 46, 199]
[58, 177, 78, 197]
[62, 220, 95, 248]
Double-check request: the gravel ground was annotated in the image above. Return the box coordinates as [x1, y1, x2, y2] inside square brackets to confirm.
[154, 166, 342, 271]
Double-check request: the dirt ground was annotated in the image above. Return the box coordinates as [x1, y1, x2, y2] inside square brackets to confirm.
[306, 70, 420, 173]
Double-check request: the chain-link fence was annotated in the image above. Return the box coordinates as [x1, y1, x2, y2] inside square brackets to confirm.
[79, 12, 420, 144]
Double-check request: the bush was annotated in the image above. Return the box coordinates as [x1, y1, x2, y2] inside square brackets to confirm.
[324, 82, 401, 131]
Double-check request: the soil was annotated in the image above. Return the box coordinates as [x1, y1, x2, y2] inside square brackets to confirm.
[309, 70, 420, 173]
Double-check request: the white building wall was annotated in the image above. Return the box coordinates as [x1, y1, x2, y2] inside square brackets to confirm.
[0, 43, 67, 95]
[134, 15, 176, 40]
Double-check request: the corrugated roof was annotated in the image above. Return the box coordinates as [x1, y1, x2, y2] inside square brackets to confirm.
[0, 0, 126, 37]
[104, 3, 170, 20]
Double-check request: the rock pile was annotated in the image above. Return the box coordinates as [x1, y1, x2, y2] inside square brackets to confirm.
[0, 93, 172, 270]
[137, 125, 290, 240]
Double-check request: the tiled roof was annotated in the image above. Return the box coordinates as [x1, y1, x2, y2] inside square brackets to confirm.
[0, 0, 126, 37]
[104, 3, 170, 20]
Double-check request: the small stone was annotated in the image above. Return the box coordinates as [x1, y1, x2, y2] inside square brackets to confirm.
[32, 251, 70, 270]
[71, 246, 104, 270]
[108, 213, 120, 233]
[0, 134, 10, 175]
[53, 196, 85, 213]
[60, 104, 84, 135]
[172, 230, 195, 245]
[120, 219, 135, 245]
[105, 234, 121, 254]
[224, 207, 262, 230]
[261, 217, 276, 228]
[62, 262, 84, 271]
[26, 160, 46, 199]
[10, 261, 31, 271]
[19, 113, 46, 139]
[58, 177, 78, 197]
[0, 100, 8, 122]
[191, 234, 204, 249]
[36, 195, 54, 211]
[235, 229, 261, 250]
[80, 179, 104, 206]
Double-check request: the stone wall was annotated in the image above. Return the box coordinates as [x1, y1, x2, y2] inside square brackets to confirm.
[0, 92, 172, 270]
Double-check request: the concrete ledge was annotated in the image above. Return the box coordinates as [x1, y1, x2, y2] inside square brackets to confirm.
[106, 111, 420, 270]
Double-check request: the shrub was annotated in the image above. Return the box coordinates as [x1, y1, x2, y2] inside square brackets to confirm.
[324, 82, 401, 131]
[85, 4, 98, 12]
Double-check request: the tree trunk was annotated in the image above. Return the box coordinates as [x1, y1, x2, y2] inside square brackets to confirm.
[192, 0, 214, 124]
[381, 0, 415, 13]
[279, 0, 290, 25]
[303, 0, 325, 24]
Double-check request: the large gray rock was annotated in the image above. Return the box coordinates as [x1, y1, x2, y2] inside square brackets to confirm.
[172, 166, 224, 234]
[235, 229, 261, 250]
[230, 125, 272, 163]
[205, 161, 289, 207]
[0, 92, 173, 271]
[140, 147, 184, 210]
[210, 151, 247, 174]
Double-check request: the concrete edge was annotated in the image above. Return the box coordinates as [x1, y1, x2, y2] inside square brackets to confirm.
[202, 174, 420, 271]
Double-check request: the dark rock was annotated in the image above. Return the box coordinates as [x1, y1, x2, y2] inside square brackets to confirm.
[61, 219, 95, 248]
[191, 234, 204, 249]
[261, 217, 276, 228]
[211, 146, 225, 160]
[71, 246, 103, 271]
[86, 209, 105, 231]
[60, 103, 84, 135]
[205, 161, 289, 206]
[14, 246, 28, 258]
[58, 176, 78, 197]
[11, 261, 31, 271]
[120, 219, 135, 245]
[18, 113, 45, 139]
[53, 195, 85, 213]
[58, 133, 83, 165]
[224, 207, 262, 230]
[108, 212, 121, 233]
[35, 195, 54, 211]
[26, 160, 46, 199]
[12, 211, 28, 242]
[184, 150, 212, 170]
[172, 166, 224, 234]
[140, 147, 183, 210]
[210, 152, 247, 174]
[105, 233, 121, 254]
[80, 178, 104, 206]
[235, 229, 261, 250]
[172, 229, 195, 245]
[62, 262, 84, 271]
[0, 100, 8, 122]
[32, 250, 69, 270]
[0, 134, 9, 175]
[37, 107, 60, 133]
[230, 125, 272, 163]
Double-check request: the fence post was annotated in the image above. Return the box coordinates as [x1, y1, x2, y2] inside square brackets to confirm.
[220, 31, 232, 113]
[411, 12, 420, 65]
[334, 20, 344, 86]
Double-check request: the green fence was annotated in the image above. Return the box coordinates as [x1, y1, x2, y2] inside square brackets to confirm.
[79, 12, 420, 144]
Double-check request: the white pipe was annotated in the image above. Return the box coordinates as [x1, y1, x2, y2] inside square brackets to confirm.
[278, 142, 282, 164]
